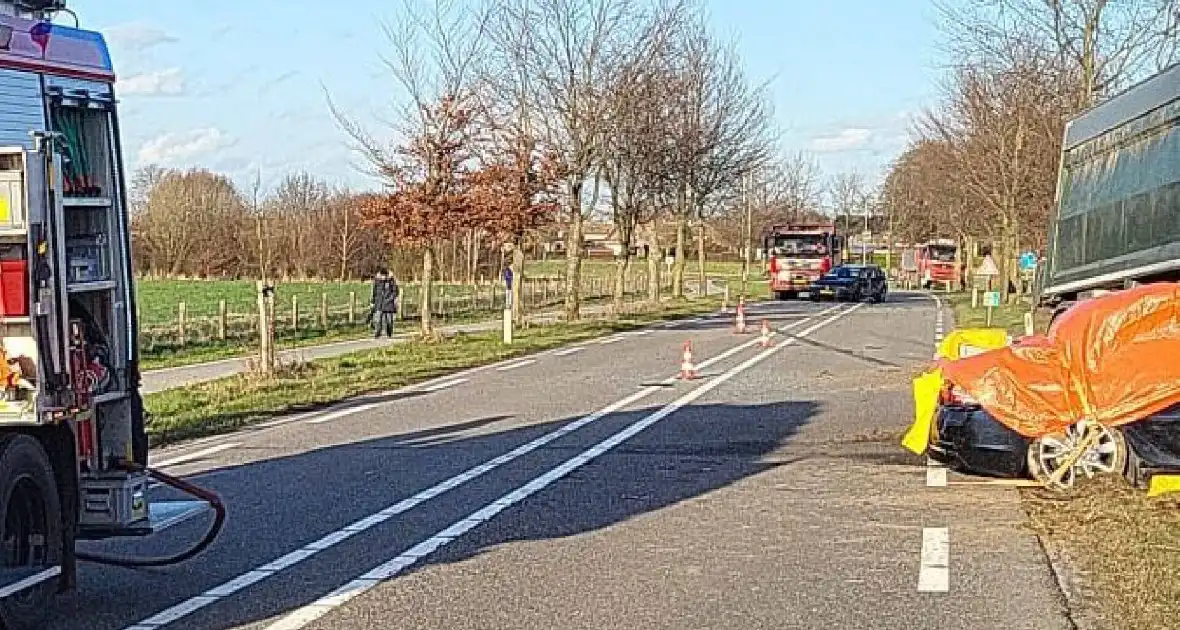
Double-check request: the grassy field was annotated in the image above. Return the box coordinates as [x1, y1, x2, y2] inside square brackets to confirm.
[145, 295, 730, 446]
[134, 260, 759, 370]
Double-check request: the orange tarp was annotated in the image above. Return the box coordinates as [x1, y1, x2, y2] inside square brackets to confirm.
[939, 283, 1180, 438]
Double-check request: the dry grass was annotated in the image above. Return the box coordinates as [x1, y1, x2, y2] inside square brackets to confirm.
[1023, 479, 1180, 630]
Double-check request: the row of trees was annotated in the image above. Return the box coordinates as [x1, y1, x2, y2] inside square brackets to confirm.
[342, 0, 790, 333]
[881, 0, 1180, 295]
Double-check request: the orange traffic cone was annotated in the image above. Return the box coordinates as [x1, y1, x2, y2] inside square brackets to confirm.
[734, 300, 747, 334]
[759, 319, 773, 347]
[679, 341, 698, 380]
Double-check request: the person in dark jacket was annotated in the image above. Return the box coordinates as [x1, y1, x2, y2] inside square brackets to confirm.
[379, 274, 399, 337]
[368, 270, 392, 338]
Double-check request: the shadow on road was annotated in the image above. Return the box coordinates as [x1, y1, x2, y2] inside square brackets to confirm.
[54, 400, 820, 630]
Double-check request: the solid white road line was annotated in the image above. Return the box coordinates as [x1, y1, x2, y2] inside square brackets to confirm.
[598, 335, 625, 345]
[553, 346, 585, 357]
[121, 306, 840, 630]
[305, 403, 382, 426]
[151, 443, 240, 469]
[918, 527, 950, 592]
[496, 359, 537, 371]
[0, 566, 61, 600]
[260, 304, 861, 630]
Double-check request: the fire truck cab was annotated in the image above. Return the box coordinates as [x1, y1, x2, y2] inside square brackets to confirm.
[764, 223, 843, 300]
[915, 239, 959, 289]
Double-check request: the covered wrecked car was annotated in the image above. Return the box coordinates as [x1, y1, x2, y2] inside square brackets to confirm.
[903, 283, 1180, 491]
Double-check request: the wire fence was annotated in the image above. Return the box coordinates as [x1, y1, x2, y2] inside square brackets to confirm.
[138, 272, 688, 355]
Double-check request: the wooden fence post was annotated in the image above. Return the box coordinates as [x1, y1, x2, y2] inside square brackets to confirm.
[177, 301, 187, 347]
[218, 300, 227, 341]
[291, 295, 299, 331]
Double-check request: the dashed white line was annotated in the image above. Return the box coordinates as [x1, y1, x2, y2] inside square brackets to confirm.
[151, 443, 240, 469]
[496, 359, 536, 371]
[926, 465, 948, 487]
[421, 377, 469, 392]
[918, 527, 950, 592]
[259, 304, 862, 630]
[120, 307, 840, 630]
[305, 403, 382, 425]
[553, 346, 585, 357]
[598, 335, 625, 345]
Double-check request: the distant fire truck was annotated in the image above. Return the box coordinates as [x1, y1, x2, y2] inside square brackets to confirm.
[764, 223, 843, 299]
[914, 239, 959, 288]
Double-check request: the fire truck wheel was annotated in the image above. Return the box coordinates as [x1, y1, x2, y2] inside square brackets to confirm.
[0, 434, 62, 630]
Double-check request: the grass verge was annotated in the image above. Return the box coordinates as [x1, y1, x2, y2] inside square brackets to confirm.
[942, 291, 1050, 335]
[145, 295, 732, 447]
[1022, 479, 1180, 630]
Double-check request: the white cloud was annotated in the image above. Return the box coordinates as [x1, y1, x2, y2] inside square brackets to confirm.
[137, 129, 236, 167]
[104, 22, 178, 52]
[810, 127, 873, 153]
[119, 68, 185, 96]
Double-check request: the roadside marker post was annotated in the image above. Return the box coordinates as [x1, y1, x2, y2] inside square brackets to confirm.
[734, 299, 747, 334]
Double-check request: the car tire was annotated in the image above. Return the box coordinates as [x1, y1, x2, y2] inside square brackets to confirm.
[1027, 423, 1128, 490]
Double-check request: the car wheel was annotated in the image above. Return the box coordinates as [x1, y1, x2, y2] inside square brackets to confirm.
[1027, 422, 1127, 490]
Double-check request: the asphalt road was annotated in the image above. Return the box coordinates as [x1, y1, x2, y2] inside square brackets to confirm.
[45, 293, 1073, 630]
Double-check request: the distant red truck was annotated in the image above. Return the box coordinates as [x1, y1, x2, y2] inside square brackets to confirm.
[764, 223, 844, 299]
[915, 239, 959, 288]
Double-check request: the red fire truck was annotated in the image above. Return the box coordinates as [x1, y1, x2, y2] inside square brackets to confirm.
[915, 239, 959, 288]
[764, 223, 844, 299]
[0, 4, 221, 628]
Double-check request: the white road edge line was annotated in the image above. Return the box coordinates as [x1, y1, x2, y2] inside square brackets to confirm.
[553, 346, 585, 357]
[496, 359, 537, 371]
[0, 566, 61, 600]
[918, 527, 950, 592]
[151, 443, 240, 469]
[121, 303, 842, 630]
[258, 304, 862, 630]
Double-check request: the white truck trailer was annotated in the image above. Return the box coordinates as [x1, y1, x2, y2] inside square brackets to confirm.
[0, 3, 220, 628]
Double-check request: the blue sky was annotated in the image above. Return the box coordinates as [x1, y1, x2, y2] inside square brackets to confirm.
[69, 0, 944, 192]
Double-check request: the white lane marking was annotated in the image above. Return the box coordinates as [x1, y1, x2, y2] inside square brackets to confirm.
[553, 346, 585, 357]
[260, 304, 861, 630]
[151, 443, 239, 469]
[496, 359, 536, 372]
[305, 403, 382, 426]
[625, 330, 652, 337]
[422, 377, 469, 392]
[598, 335, 625, 345]
[120, 308, 836, 630]
[918, 527, 950, 592]
[926, 466, 947, 487]
[0, 566, 61, 599]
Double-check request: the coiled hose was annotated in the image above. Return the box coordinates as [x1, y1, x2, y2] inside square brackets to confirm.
[75, 464, 226, 568]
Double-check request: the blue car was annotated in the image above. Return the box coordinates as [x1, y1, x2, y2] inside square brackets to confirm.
[808, 265, 887, 302]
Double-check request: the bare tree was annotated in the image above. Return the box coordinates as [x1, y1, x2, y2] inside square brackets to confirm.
[331, 0, 488, 336]
[665, 19, 774, 298]
[490, 0, 645, 321]
[938, 0, 1180, 104]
